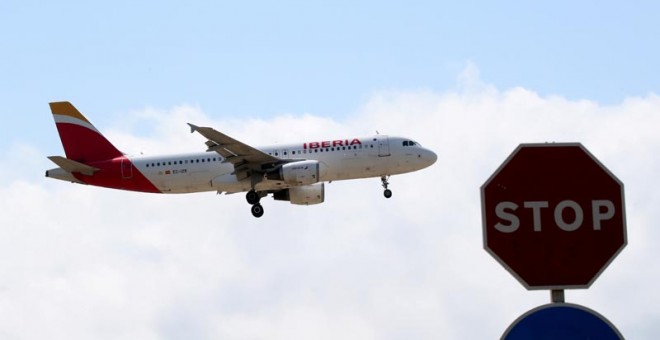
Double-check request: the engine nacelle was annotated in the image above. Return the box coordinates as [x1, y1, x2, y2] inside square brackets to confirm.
[273, 183, 325, 205]
[266, 160, 320, 185]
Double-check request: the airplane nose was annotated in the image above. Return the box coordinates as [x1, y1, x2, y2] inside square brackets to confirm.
[419, 148, 437, 167]
[426, 149, 438, 165]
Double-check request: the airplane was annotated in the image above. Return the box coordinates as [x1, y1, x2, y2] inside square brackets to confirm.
[45, 101, 437, 217]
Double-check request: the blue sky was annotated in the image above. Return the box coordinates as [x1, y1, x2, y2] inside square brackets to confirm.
[3, 1, 659, 125]
[2, 1, 660, 339]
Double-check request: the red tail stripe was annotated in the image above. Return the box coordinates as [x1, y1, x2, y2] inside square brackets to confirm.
[55, 123, 123, 162]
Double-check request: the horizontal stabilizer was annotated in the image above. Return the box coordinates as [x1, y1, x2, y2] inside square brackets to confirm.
[47, 156, 99, 176]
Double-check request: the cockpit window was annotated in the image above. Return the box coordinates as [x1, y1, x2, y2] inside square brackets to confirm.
[402, 140, 420, 147]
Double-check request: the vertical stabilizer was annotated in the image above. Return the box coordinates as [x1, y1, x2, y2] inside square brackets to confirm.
[49, 101, 123, 162]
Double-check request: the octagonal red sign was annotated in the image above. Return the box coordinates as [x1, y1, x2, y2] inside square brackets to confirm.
[481, 143, 626, 290]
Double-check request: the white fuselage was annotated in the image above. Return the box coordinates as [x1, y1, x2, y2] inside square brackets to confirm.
[129, 135, 436, 194]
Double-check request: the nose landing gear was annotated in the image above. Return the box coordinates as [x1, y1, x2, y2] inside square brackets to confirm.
[381, 175, 392, 198]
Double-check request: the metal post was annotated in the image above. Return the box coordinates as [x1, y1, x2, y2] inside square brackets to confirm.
[551, 289, 565, 303]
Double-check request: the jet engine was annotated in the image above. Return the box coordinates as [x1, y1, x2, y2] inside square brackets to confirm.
[273, 183, 324, 205]
[266, 160, 320, 185]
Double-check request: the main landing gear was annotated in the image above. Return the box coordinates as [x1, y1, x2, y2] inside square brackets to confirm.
[381, 175, 392, 198]
[246, 190, 265, 218]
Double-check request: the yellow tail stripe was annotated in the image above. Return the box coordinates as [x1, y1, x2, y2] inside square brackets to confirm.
[49, 101, 91, 125]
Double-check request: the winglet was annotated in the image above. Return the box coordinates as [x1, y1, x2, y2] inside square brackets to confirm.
[187, 123, 199, 133]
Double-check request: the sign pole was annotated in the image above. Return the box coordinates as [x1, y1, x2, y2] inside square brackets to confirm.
[551, 289, 565, 303]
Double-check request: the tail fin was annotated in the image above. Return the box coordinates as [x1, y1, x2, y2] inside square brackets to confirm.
[49, 101, 123, 162]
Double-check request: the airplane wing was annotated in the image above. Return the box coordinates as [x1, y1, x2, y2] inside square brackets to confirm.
[187, 123, 282, 181]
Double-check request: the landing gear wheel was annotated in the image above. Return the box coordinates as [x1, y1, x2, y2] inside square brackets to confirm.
[246, 190, 261, 205]
[381, 175, 392, 199]
[251, 203, 264, 218]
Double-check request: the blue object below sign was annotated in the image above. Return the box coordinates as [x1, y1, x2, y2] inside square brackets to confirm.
[503, 303, 622, 340]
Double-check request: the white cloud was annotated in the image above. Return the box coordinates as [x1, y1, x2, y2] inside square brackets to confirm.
[2, 65, 659, 338]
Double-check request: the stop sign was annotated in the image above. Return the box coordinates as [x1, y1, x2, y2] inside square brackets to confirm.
[481, 143, 626, 290]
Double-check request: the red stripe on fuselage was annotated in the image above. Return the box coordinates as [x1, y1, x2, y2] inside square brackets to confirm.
[74, 156, 161, 193]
